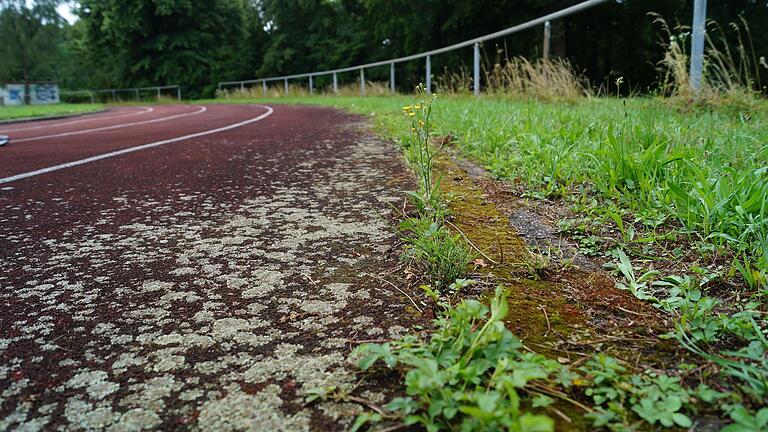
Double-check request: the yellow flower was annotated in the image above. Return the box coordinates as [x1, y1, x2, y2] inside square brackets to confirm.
[414, 104, 422, 109]
[418, 120, 425, 127]
[408, 112, 416, 117]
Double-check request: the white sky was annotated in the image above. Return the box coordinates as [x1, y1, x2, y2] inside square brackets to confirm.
[57, 1, 77, 24]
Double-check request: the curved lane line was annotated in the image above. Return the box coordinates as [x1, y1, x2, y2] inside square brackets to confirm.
[0, 107, 155, 134]
[0, 105, 274, 185]
[13, 106, 208, 143]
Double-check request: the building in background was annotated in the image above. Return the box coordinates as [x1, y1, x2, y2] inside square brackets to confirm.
[0, 82, 60, 106]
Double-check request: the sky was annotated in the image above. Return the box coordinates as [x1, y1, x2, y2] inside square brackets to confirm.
[57, 1, 77, 24]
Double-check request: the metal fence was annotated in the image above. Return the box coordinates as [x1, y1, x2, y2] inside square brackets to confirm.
[219, 0, 710, 96]
[60, 85, 182, 103]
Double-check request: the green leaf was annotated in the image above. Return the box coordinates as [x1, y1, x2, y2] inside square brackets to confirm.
[518, 413, 555, 432]
[357, 354, 379, 371]
[476, 392, 500, 414]
[349, 413, 381, 432]
[531, 394, 555, 408]
[490, 285, 509, 321]
[458, 405, 494, 420]
[672, 412, 693, 428]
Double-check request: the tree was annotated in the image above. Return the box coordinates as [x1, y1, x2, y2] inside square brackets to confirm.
[77, 0, 260, 98]
[0, 0, 62, 104]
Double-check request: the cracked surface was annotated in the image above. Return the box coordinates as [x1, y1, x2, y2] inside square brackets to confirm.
[0, 104, 416, 431]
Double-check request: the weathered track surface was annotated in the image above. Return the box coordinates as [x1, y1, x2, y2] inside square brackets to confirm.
[0, 104, 416, 431]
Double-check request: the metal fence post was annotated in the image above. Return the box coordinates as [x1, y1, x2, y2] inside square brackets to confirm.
[240, 82, 245, 93]
[543, 21, 551, 60]
[284, 78, 289, 95]
[473, 43, 481, 97]
[426, 56, 432, 94]
[90, 91, 95, 104]
[390, 63, 395, 94]
[262, 80, 267, 97]
[333, 72, 338, 94]
[360, 69, 365, 96]
[177, 87, 181, 101]
[135, 88, 140, 102]
[112, 89, 116, 102]
[690, 0, 707, 93]
[309, 75, 313, 94]
[156, 88, 161, 101]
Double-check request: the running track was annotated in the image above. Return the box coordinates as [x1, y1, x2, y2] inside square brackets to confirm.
[0, 104, 419, 430]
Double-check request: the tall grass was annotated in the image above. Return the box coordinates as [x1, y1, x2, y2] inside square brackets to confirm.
[216, 82, 392, 99]
[655, 15, 767, 109]
[436, 57, 588, 102]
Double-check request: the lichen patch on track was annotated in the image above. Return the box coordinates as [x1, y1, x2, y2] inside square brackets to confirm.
[0, 106, 420, 431]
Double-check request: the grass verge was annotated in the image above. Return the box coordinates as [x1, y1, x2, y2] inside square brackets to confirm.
[0, 103, 104, 121]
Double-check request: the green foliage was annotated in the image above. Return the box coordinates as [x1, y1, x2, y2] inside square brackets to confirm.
[400, 216, 471, 290]
[611, 249, 660, 301]
[0, 0, 63, 99]
[611, 253, 768, 410]
[355, 286, 557, 432]
[76, 0, 266, 98]
[352, 285, 724, 432]
[580, 354, 708, 431]
[722, 405, 768, 432]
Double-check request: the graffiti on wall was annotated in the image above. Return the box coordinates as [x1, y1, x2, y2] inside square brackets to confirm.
[1, 83, 60, 105]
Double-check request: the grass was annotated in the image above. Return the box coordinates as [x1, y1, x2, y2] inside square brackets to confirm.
[0, 103, 104, 121]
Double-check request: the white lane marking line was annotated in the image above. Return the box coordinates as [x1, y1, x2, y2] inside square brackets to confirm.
[13, 106, 207, 143]
[0, 107, 154, 133]
[0, 105, 274, 185]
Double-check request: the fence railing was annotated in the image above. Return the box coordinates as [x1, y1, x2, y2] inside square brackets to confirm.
[60, 85, 182, 103]
[218, 0, 613, 96]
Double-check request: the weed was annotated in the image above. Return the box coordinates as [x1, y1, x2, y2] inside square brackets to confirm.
[653, 14, 766, 112]
[354, 286, 559, 432]
[400, 216, 471, 290]
[610, 249, 660, 302]
[523, 249, 551, 280]
[402, 85, 442, 212]
[579, 354, 707, 430]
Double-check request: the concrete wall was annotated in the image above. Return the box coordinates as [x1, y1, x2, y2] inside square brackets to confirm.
[0, 83, 60, 106]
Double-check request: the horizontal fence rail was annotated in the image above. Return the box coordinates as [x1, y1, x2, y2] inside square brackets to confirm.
[218, 0, 613, 96]
[60, 85, 182, 103]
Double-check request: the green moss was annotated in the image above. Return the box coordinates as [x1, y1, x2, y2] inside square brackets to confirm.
[435, 156, 588, 350]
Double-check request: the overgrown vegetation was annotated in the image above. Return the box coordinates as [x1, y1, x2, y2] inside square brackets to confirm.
[655, 15, 766, 111]
[436, 56, 589, 102]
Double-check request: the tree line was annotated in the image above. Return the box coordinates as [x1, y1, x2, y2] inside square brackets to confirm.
[1, 0, 766, 99]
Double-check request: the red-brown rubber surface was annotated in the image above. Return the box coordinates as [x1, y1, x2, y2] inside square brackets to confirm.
[0, 105, 265, 178]
[0, 104, 419, 431]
